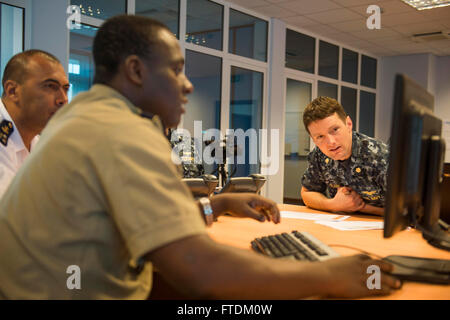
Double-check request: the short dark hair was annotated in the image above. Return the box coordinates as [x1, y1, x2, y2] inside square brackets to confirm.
[303, 96, 348, 134]
[93, 15, 170, 84]
[2, 49, 60, 93]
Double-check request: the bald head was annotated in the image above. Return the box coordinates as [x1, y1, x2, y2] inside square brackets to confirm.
[2, 50, 61, 96]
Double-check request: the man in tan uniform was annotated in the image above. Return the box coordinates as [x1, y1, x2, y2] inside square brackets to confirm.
[0, 15, 401, 299]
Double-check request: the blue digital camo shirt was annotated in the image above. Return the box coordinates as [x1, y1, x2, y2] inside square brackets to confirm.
[301, 131, 389, 207]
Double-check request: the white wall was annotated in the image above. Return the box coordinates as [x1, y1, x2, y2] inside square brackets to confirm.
[378, 53, 450, 143]
[434, 56, 450, 121]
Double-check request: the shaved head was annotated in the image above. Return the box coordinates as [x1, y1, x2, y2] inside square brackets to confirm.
[2, 50, 61, 95]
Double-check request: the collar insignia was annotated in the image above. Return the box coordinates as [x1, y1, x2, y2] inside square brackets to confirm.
[0, 120, 14, 146]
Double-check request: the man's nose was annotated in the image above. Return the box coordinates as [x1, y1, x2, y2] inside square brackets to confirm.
[326, 134, 336, 145]
[183, 75, 194, 94]
[56, 89, 68, 107]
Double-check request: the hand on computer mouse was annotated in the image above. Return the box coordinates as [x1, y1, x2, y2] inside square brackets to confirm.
[209, 193, 280, 224]
[321, 254, 402, 298]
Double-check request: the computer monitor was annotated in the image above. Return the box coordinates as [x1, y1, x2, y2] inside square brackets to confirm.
[384, 74, 449, 251]
[219, 174, 266, 194]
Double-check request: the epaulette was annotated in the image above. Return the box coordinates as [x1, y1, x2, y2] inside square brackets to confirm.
[0, 119, 14, 146]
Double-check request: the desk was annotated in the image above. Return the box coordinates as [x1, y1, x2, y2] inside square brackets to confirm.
[207, 204, 450, 300]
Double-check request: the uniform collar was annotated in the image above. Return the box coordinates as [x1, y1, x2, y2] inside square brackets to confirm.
[0, 98, 38, 153]
[88, 84, 166, 133]
[350, 131, 362, 160]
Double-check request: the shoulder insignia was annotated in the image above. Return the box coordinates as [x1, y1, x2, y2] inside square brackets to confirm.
[0, 120, 14, 146]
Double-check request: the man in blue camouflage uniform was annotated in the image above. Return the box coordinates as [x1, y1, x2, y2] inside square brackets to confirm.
[300, 97, 388, 216]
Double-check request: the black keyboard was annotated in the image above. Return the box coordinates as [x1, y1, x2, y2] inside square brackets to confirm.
[251, 230, 340, 262]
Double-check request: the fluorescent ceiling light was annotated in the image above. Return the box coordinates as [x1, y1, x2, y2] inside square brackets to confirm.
[402, 0, 450, 10]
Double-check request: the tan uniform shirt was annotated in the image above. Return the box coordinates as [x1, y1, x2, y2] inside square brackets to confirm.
[0, 84, 206, 299]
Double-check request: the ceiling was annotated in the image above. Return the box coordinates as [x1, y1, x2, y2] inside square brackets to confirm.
[226, 0, 450, 57]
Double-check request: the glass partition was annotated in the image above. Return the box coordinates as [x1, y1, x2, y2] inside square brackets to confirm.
[229, 9, 267, 62]
[0, 3, 24, 96]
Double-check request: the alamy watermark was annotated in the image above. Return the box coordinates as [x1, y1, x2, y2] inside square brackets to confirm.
[66, 5, 81, 30]
[170, 121, 280, 175]
[66, 265, 81, 290]
[366, 265, 381, 290]
[366, 5, 381, 30]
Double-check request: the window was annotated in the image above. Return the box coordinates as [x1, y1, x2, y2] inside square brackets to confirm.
[318, 81, 337, 100]
[230, 66, 263, 177]
[186, 0, 223, 51]
[341, 86, 357, 129]
[284, 79, 312, 204]
[342, 48, 358, 84]
[184, 50, 222, 135]
[319, 40, 339, 79]
[69, 24, 98, 100]
[135, 0, 180, 38]
[285, 29, 315, 74]
[229, 9, 268, 62]
[0, 3, 24, 95]
[359, 91, 376, 137]
[70, 0, 127, 20]
[361, 55, 377, 88]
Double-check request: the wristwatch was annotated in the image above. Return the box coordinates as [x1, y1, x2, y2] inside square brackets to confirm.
[199, 197, 214, 227]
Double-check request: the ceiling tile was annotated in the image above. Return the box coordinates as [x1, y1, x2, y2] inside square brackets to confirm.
[388, 42, 434, 53]
[308, 8, 363, 24]
[350, 28, 402, 40]
[302, 23, 343, 37]
[428, 39, 450, 49]
[330, 0, 384, 7]
[227, 0, 270, 8]
[332, 19, 368, 32]
[265, 0, 293, 3]
[283, 15, 321, 27]
[250, 4, 297, 18]
[375, 37, 415, 47]
[380, 12, 430, 27]
[435, 19, 450, 28]
[278, 0, 341, 14]
[329, 32, 366, 44]
[349, 0, 415, 16]
[413, 5, 450, 20]
[391, 21, 448, 35]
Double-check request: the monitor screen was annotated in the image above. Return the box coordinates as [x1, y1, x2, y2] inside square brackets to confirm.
[384, 74, 446, 246]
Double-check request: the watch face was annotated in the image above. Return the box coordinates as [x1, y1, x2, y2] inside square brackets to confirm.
[200, 198, 214, 226]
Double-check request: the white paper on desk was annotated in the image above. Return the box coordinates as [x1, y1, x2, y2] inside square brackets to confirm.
[280, 211, 350, 222]
[315, 220, 384, 231]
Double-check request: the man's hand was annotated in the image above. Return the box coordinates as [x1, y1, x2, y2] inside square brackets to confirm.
[321, 254, 402, 298]
[331, 187, 365, 212]
[359, 203, 384, 216]
[209, 193, 280, 224]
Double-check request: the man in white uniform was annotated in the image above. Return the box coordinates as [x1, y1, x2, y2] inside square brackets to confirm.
[0, 50, 69, 197]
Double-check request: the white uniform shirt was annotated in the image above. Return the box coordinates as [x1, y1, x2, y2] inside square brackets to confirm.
[0, 99, 39, 198]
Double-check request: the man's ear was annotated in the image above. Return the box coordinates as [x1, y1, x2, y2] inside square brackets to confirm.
[2, 80, 20, 103]
[346, 115, 353, 131]
[123, 55, 145, 86]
